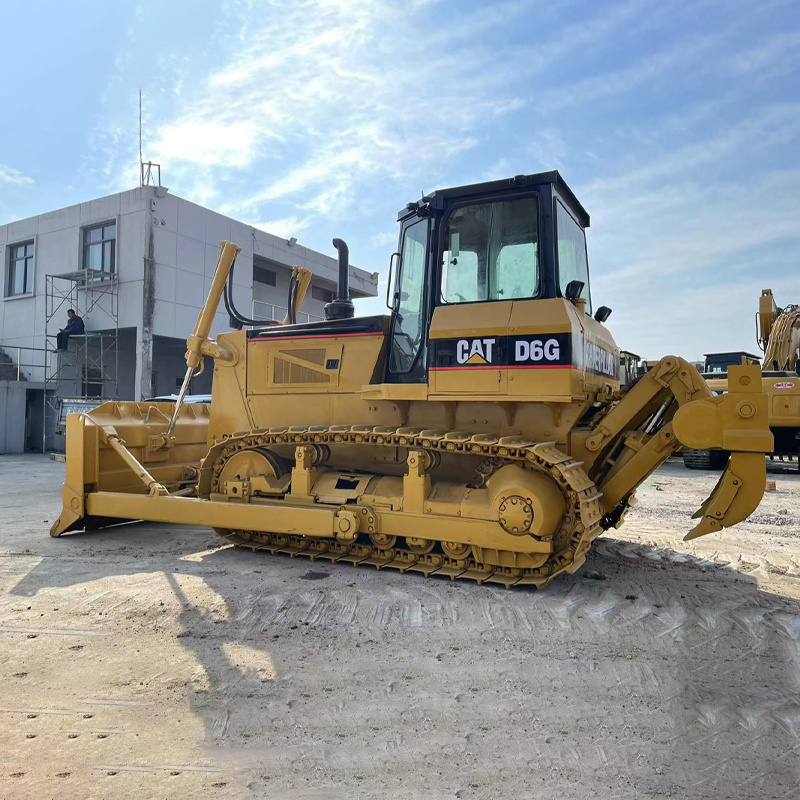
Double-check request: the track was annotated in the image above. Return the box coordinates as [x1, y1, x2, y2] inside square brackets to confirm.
[206, 425, 609, 588]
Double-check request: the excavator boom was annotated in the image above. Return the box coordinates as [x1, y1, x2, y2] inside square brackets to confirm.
[761, 290, 800, 371]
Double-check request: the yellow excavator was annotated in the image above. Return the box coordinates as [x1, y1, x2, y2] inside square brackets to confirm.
[757, 289, 800, 465]
[685, 290, 800, 470]
[50, 171, 773, 587]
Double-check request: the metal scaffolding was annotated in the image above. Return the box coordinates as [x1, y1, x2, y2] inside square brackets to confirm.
[43, 267, 120, 450]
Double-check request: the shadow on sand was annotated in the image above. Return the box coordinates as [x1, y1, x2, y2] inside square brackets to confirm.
[9, 522, 800, 799]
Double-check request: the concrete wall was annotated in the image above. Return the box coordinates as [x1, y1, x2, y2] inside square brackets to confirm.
[0, 381, 26, 453]
[118, 328, 137, 400]
[148, 191, 375, 338]
[151, 335, 212, 397]
[251, 259, 330, 322]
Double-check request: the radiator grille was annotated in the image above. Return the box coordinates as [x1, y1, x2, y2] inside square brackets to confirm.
[273, 350, 331, 384]
[280, 348, 327, 366]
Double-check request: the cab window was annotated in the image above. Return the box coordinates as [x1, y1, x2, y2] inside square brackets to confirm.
[441, 196, 539, 303]
[556, 200, 591, 313]
[388, 219, 428, 374]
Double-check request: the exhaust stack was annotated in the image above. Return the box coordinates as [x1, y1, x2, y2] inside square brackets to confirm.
[325, 238, 355, 321]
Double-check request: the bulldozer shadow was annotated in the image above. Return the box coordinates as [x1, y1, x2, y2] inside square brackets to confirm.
[8, 524, 800, 797]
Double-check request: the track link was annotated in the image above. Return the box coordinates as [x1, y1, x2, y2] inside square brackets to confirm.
[207, 426, 605, 588]
[683, 448, 728, 470]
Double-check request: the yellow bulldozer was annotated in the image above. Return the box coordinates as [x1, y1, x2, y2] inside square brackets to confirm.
[684, 289, 800, 470]
[51, 171, 773, 588]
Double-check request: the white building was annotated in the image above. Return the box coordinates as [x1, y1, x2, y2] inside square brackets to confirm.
[0, 184, 378, 452]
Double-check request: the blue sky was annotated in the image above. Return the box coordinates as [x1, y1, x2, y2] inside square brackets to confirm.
[1, 0, 799, 359]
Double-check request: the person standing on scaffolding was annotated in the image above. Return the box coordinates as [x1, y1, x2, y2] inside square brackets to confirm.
[56, 309, 84, 351]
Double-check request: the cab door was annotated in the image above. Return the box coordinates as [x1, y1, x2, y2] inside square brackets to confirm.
[386, 218, 430, 383]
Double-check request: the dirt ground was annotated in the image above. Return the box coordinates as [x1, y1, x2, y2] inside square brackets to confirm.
[0, 454, 798, 800]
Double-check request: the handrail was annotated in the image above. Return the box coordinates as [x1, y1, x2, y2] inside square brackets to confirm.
[251, 299, 323, 324]
[0, 336, 116, 382]
[0, 344, 49, 382]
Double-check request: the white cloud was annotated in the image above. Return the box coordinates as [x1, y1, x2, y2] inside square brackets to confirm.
[540, 27, 733, 112]
[143, 0, 528, 222]
[732, 31, 800, 76]
[0, 165, 34, 187]
[249, 215, 311, 238]
[103, 0, 728, 219]
[370, 230, 398, 248]
[528, 130, 569, 170]
[153, 120, 263, 169]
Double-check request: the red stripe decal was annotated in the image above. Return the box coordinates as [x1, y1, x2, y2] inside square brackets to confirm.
[430, 364, 578, 371]
[249, 331, 383, 342]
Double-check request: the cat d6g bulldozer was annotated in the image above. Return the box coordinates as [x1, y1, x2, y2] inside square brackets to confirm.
[51, 171, 773, 587]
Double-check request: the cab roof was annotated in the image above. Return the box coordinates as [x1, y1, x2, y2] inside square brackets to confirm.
[704, 351, 762, 360]
[401, 170, 589, 227]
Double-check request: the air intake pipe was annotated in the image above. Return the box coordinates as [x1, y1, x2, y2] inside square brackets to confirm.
[325, 238, 355, 321]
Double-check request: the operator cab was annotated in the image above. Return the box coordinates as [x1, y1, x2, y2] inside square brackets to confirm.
[619, 350, 645, 388]
[387, 170, 594, 383]
[242, 171, 603, 386]
[702, 351, 761, 378]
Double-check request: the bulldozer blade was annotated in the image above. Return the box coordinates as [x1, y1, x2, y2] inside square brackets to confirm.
[50, 401, 210, 537]
[685, 452, 767, 540]
[50, 509, 83, 537]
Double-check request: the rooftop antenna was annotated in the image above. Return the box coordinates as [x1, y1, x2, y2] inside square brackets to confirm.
[139, 89, 163, 189]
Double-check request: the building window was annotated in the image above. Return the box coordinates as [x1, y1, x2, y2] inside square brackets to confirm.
[6, 240, 34, 296]
[253, 264, 277, 286]
[83, 222, 116, 275]
[312, 285, 334, 303]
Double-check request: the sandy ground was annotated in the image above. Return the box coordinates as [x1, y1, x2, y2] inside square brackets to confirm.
[0, 454, 798, 800]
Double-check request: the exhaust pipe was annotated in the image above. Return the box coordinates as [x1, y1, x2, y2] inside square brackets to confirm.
[325, 238, 355, 321]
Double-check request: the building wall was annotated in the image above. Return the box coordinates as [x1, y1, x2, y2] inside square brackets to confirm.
[0, 381, 26, 454]
[0, 188, 147, 383]
[251, 258, 332, 323]
[151, 335, 213, 397]
[117, 328, 137, 400]
[148, 191, 375, 337]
